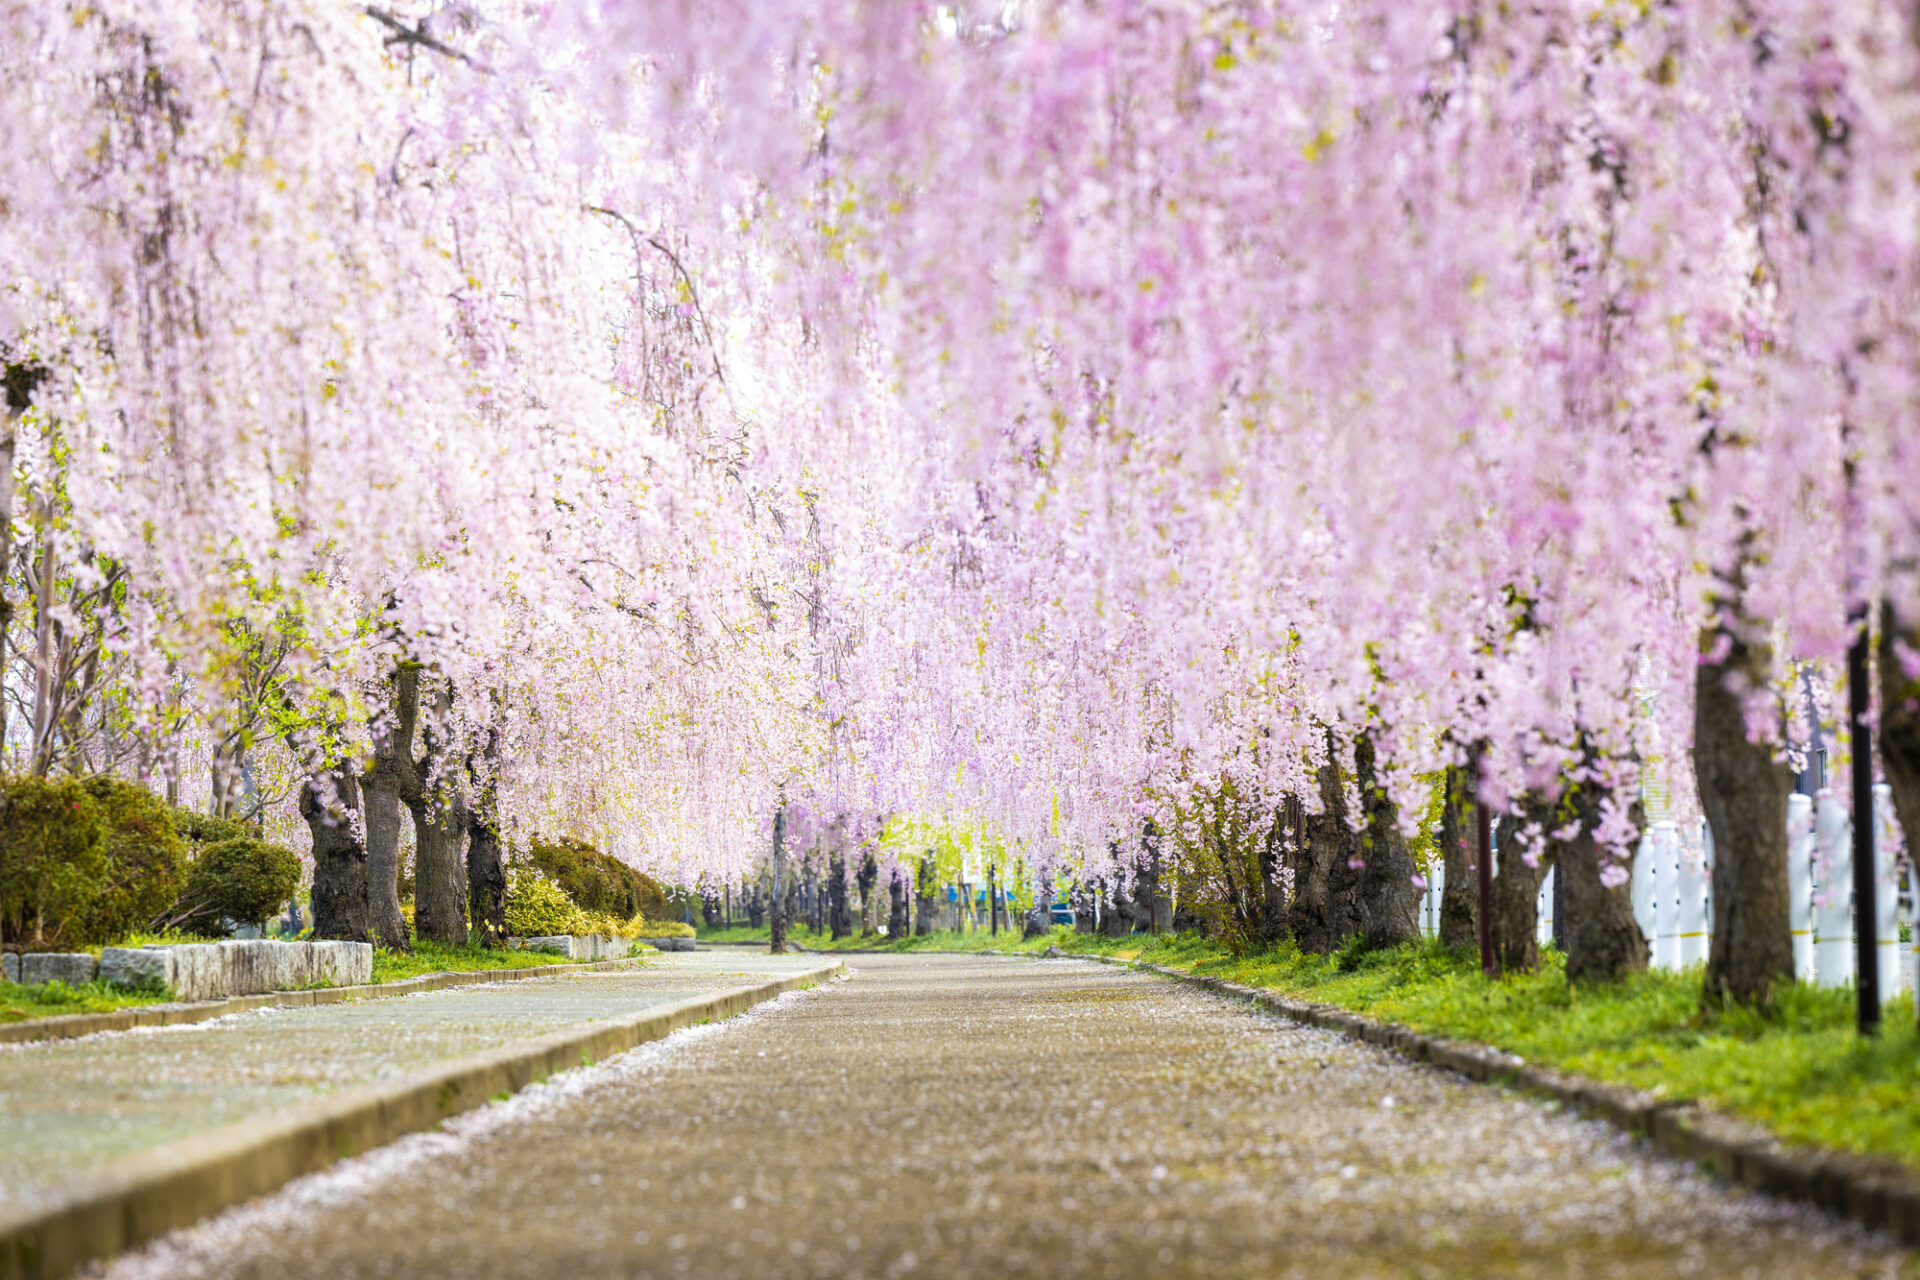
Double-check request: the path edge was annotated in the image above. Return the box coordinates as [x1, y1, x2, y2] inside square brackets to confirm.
[0, 961, 843, 1280]
[1075, 953, 1920, 1247]
[0, 956, 664, 1047]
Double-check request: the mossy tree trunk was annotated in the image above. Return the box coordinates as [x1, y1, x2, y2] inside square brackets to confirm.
[1488, 807, 1552, 976]
[915, 854, 937, 935]
[399, 673, 469, 947]
[828, 852, 852, 939]
[359, 673, 413, 953]
[1355, 736, 1420, 949]
[1697, 617, 1795, 1005]
[1288, 746, 1364, 955]
[1437, 764, 1479, 950]
[300, 762, 370, 944]
[465, 713, 506, 947]
[1553, 778, 1647, 983]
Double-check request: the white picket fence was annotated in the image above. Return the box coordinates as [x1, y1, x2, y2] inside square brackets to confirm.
[1417, 784, 1913, 995]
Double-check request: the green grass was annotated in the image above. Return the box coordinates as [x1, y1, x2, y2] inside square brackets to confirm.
[369, 939, 615, 983]
[0, 977, 173, 1023]
[703, 920, 1920, 1172]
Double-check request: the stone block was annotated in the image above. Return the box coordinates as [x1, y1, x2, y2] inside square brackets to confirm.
[101, 947, 176, 994]
[2, 952, 16, 984]
[514, 936, 573, 956]
[647, 936, 696, 952]
[22, 952, 99, 986]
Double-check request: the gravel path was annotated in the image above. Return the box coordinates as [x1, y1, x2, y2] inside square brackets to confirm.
[88, 954, 1913, 1280]
[2, 953, 825, 1210]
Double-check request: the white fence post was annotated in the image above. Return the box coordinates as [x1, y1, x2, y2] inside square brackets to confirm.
[1653, 822, 1682, 969]
[1678, 821, 1710, 967]
[1814, 790, 1854, 988]
[1536, 865, 1555, 948]
[1874, 783, 1903, 1005]
[1630, 826, 1658, 959]
[1787, 793, 1815, 982]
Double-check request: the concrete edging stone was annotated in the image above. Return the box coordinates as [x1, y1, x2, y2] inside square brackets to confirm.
[0, 955, 662, 1047]
[0, 961, 843, 1280]
[1073, 953, 1920, 1247]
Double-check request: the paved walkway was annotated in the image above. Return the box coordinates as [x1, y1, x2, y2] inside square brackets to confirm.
[1, 952, 824, 1214]
[85, 953, 1910, 1279]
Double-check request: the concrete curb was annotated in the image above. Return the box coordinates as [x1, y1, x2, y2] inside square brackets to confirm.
[0, 960, 842, 1280]
[1074, 954, 1920, 1246]
[0, 956, 664, 1047]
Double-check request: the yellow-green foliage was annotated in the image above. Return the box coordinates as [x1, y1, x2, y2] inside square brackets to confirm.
[504, 868, 588, 937]
[83, 778, 189, 941]
[524, 836, 667, 919]
[636, 919, 695, 938]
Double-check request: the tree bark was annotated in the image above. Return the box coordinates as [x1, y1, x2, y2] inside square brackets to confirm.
[1288, 754, 1364, 954]
[1488, 803, 1552, 976]
[1880, 606, 1920, 874]
[828, 852, 851, 939]
[1355, 737, 1420, 949]
[888, 869, 910, 937]
[1697, 622, 1796, 1004]
[1438, 764, 1479, 950]
[465, 716, 506, 947]
[300, 763, 370, 944]
[399, 672, 469, 946]
[915, 855, 937, 935]
[1553, 783, 1647, 983]
[359, 684, 413, 952]
[747, 882, 766, 930]
[769, 807, 789, 953]
[858, 852, 879, 935]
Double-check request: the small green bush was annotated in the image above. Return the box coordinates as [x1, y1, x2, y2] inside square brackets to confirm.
[172, 836, 302, 932]
[0, 775, 106, 948]
[170, 808, 258, 849]
[82, 777, 188, 943]
[638, 919, 696, 939]
[525, 836, 666, 919]
[504, 868, 588, 937]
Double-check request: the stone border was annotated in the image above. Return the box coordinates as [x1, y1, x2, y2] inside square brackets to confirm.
[0, 956, 661, 1047]
[0, 960, 843, 1280]
[1075, 954, 1920, 1246]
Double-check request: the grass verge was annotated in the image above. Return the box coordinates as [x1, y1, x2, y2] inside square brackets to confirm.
[703, 921, 1920, 1172]
[0, 977, 170, 1022]
[369, 939, 615, 983]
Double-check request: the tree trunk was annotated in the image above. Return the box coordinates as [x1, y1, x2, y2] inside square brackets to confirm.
[748, 882, 766, 930]
[359, 767, 412, 952]
[402, 674, 468, 946]
[1553, 782, 1648, 983]
[300, 764, 370, 944]
[828, 853, 851, 939]
[1355, 737, 1420, 949]
[1438, 764, 1479, 950]
[858, 853, 879, 935]
[769, 807, 788, 953]
[1488, 807, 1552, 976]
[885, 870, 906, 937]
[465, 718, 506, 947]
[1880, 606, 1920, 875]
[915, 855, 937, 935]
[1288, 755, 1364, 954]
[1697, 623, 1796, 1004]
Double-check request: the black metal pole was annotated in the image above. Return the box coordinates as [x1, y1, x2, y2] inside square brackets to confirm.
[1850, 609, 1880, 1037]
[1477, 783, 1496, 979]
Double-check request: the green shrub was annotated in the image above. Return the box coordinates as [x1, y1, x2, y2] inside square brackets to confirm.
[172, 836, 302, 933]
[638, 919, 696, 939]
[81, 777, 188, 943]
[525, 836, 666, 919]
[170, 808, 258, 849]
[504, 868, 587, 937]
[0, 775, 106, 948]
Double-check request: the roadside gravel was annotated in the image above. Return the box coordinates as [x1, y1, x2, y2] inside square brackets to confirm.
[88, 953, 1915, 1280]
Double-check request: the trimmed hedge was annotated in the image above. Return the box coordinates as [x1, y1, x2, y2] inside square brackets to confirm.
[0, 775, 193, 949]
[525, 836, 667, 920]
[173, 836, 303, 932]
